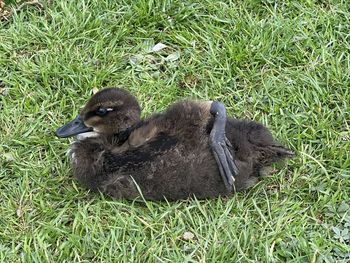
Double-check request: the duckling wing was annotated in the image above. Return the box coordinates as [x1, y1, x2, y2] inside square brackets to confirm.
[105, 134, 178, 170]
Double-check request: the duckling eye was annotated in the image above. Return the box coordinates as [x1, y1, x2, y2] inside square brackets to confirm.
[95, 108, 108, 116]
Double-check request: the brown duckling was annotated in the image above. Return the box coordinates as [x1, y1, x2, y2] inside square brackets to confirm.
[56, 88, 293, 201]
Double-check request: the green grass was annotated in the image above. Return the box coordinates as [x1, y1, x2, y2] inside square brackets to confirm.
[1, 0, 350, 261]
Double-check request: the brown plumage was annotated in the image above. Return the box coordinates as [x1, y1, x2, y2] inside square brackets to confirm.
[56, 88, 294, 201]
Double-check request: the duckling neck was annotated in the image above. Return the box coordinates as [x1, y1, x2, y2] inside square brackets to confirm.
[115, 127, 132, 143]
[113, 120, 144, 144]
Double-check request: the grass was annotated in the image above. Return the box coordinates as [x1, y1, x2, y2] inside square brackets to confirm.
[0, 0, 349, 261]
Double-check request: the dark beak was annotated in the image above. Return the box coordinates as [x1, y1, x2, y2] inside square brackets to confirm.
[56, 115, 93, 138]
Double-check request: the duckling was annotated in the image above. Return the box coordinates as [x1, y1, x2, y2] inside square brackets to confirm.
[56, 88, 294, 201]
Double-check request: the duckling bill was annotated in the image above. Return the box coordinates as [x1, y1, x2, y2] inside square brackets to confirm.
[56, 115, 93, 138]
[56, 88, 294, 201]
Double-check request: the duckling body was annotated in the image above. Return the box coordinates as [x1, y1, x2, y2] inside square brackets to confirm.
[57, 88, 293, 200]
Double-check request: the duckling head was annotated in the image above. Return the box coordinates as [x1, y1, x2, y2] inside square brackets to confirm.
[56, 88, 141, 138]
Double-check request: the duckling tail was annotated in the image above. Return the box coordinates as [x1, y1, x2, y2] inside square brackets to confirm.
[269, 145, 295, 158]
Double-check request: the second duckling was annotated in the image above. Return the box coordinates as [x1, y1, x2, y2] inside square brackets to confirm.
[56, 88, 294, 200]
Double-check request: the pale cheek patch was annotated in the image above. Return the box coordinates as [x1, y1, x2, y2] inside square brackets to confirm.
[76, 131, 99, 141]
[67, 141, 78, 164]
[66, 132, 99, 164]
[71, 152, 77, 164]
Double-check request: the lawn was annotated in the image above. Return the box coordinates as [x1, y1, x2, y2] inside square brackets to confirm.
[1, 0, 349, 262]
